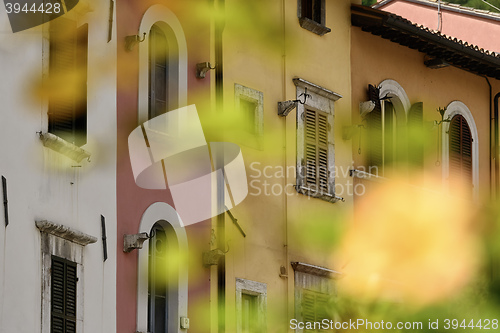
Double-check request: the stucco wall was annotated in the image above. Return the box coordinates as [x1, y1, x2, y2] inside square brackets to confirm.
[0, 0, 117, 332]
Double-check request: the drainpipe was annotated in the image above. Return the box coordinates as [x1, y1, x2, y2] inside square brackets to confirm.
[214, 0, 226, 332]
[486, 77, 493, 198]
[494, 91, 500, 195]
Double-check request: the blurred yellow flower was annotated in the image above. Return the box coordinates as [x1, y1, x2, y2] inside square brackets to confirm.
[335, 175, 481, 307]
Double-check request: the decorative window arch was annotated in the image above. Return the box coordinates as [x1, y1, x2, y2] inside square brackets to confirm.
[137, 5, 188, 124]
[378, 79, 411, 125]
[367, 79, 412, 175]
[136, 202, 188, 333]
[442, 101, 479, 199]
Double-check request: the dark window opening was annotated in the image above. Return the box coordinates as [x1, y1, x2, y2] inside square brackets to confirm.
[48, 19, 88, 147]
[149, 25, 169, 120]
[148, 224, 168, 333]
[301, 0, 322, 23]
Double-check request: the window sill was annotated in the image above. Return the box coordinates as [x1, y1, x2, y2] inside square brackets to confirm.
[298, 17, 331, 36]
[349, 169, 387, 183]
[39, 132, 91, 163]
[295, 185, 344, 203]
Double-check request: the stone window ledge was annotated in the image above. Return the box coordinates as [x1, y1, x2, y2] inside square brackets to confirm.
[298, 17, 331, 36]
[35, 220, 97, 246]
[39, 132, 91, 163]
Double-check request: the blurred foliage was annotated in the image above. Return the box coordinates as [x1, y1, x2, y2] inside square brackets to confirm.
[362, 0, 377, 6]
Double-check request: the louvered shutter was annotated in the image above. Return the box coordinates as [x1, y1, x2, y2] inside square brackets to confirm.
[449, 115, 472, 190]
[305, 109, 329, 194]
[51, 256, 77, 333]
[408, 102, 424, 168]
[49, 18, 77, 144]
[367, 84, 382, 170]
[48, 19, 87, 146]
[302, 289, 330, 332]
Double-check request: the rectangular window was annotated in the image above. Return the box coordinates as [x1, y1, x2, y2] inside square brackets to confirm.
[234, 84, 264, 149]
[51, 256, 77, 333]
[292, 262, 339, 333]
[48, 19, 88, 147]
[236, 278, 267, 333]
[294, 78, 341, 202]
[297, 0, 330, 36]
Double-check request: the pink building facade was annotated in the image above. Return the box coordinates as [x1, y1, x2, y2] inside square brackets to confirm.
[375, 0, 500, 53]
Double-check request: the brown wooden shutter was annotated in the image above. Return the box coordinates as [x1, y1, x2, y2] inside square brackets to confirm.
[51, 256, 77, 333]
[49, 18, 77, 144]
[302, 289, 330, 332]
[367, 84, 382, 171]
[408, 102, 424, 168]
[449, 115, 473, 188]
[305, 109, 329, 194]
[48, 19, 87, 146]
[74, 24, 88, 147]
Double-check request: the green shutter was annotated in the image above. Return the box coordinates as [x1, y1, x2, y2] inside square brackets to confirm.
[408, 102, 424, 168]
[51, 256, 77, 333]
[305, 109, 329, 194]
[302, 289, 331, 332]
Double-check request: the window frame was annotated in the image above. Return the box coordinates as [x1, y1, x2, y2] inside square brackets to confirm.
[297, 0, 331, 36]
[136, 202, 189, 333]
[234, 83, 264, 150]
[294, 78, 341, 202]
[47, 18, 88, 147]
[137, 6, 187, 125]
[235, 278, 267, 333]
[291, 262, 340, 333]
[441, 101, 479, 200]
[36, 220, 97, 333]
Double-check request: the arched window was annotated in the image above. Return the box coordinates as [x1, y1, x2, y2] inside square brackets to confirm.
[448, 114, 473, 189]
[442, 101, 478, 200]
[148, 223, 168, 333]
[366, 80, 410, 176]
[147, 222, 179, 333]
[149, 25, 168, 120]
[137, 6, 187, 124]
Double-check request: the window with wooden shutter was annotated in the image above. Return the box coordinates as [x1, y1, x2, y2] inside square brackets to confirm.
[305, 108, 329, 194]
[149, 24, 168, 120]
[51, 256, 77, 333]
[449, 115, 473, 189]
[48, 19, 88, 147]
[302, 289, 330, 332]
[408, 102, 424, 168]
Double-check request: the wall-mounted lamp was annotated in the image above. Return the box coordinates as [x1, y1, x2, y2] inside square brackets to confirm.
[435, 106, 450, 125]
[278, 87, 312, 117]
[123, 231, 153, 252]
[125, 32, 146, 52]
[196, 62, 216, 78]
[425, 56, 450, 69]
